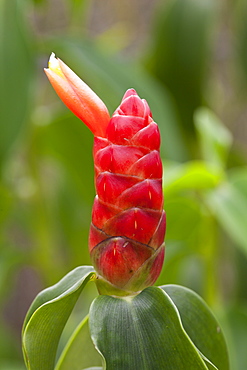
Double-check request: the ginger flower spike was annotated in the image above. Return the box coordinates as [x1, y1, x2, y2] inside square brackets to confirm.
[45, 54, 166, 296]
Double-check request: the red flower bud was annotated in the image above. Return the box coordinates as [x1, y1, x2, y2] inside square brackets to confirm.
[45, 55, 166, 295]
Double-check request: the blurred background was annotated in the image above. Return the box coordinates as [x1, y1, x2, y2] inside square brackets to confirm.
[1, 0, 247, 368]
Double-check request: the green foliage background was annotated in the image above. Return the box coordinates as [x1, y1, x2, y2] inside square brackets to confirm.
[0, 0, 247, 368]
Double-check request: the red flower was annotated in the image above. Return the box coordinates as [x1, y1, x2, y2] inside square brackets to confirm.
[45, 54, 166, 295]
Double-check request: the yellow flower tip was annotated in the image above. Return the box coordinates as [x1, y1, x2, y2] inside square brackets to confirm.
[46, 52, 64, 78]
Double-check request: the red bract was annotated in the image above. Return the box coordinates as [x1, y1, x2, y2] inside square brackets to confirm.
[45, 55, 166, 295]
[90, 89, 166, 294]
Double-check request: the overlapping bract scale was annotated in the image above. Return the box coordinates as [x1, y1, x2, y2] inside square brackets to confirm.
[90, 89, 166, 292]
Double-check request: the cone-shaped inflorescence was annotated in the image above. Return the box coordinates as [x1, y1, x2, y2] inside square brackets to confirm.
[45, 55, 166, 295]
[89, 89, 166, 295]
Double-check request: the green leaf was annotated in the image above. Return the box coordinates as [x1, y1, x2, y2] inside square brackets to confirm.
[22, 266, 95, 370]
[206, 180, 247, 256]
[56, 315, 102, 370]
[0, 0, 33, 165]
[89, 286, 215, 370]
[163, 160, 223, 195]
[162, 285, 229, 370]
[194, 108, 232, 168]
[32, 114, 95, 202]
[147, 0, 215, 134]
[165, 197, 201, 242]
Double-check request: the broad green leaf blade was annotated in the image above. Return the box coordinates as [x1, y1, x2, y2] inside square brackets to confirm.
[56, 315, 102, 370]
[22, 266, 95, 370]
[206, 181, 247, 257]
[162, 285, 229, 370]
[89, 286, 209, 370]
[0, 0, 33, 165]
[194, 108, 232, 168]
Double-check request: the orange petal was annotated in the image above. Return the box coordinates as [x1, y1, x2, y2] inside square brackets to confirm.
[44, 53, 110, 137]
